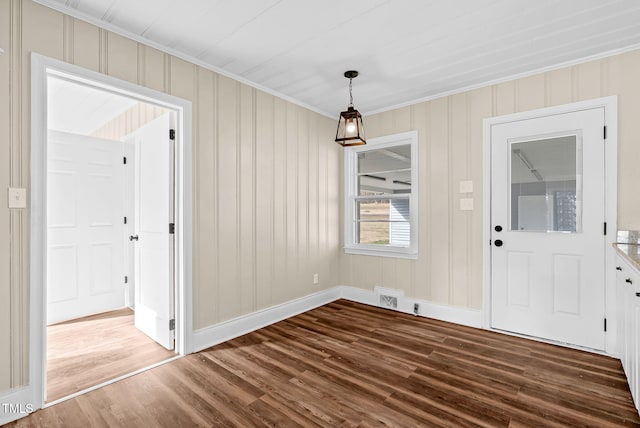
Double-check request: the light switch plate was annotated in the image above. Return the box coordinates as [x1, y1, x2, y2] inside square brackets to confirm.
[460, 198, 474, 211]
[8, 188, 27, 209]
[459, 180, 473, 193]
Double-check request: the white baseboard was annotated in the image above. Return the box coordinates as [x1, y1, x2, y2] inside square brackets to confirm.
[0, 387, 36, 426]
[191, 288, 341, 352]
[3, 284, 481, 425]
[338, 285, 482, 328]
[192, 285, 482, 353]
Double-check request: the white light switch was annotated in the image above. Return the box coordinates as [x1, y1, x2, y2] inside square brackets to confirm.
[460, 198, 474, 211]
[8, 188, 27, 209]
[459, 180, 473, 193]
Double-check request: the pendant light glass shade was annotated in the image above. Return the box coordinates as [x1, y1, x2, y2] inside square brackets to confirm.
[335, 106, 366, 146]
[335, 71, 366, 146]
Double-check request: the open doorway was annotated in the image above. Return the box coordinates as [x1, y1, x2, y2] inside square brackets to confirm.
[30, 53, 193, 410]
[45, 77, 177, 402]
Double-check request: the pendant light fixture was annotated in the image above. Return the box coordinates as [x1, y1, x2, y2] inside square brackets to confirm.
[335, 70, 366, 146]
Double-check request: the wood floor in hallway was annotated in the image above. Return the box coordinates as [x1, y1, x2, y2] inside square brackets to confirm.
[46, 308, 176, 403]
[9, 300, 640, 427]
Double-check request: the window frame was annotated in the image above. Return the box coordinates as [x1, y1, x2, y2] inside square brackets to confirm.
[343, 130, 419, 259]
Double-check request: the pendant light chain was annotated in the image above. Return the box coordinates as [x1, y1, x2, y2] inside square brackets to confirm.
[349, 77, 354, 107]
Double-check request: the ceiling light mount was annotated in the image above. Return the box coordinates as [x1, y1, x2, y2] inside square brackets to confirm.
[344, 70, 359, 79]
[335, 70, 366, 147]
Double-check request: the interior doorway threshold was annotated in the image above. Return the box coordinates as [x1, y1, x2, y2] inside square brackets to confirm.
[44, 355, 182, 408]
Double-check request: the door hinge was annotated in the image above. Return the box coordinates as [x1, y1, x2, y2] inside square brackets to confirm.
[123, 156, 127, 165]
[603, 126, 607, 140]
[124, 275, 128, 284]
[169, 129, 175, 140]
[604, 318, 607, 332]
[169, 223, 175, 234]
[604, 222, 607, 236]
[124, 216, 127, 224]
[169, 319, 175, 331]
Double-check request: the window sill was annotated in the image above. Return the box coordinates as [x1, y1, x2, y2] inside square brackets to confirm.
[344, 246, 418, 260]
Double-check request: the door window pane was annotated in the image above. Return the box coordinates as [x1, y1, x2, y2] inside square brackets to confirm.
[510, 135, 581, 232]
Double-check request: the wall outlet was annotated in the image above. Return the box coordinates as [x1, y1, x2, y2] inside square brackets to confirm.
[313, 273, 319, 284]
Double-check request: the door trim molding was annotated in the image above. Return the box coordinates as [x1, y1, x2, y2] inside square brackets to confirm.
[482, 96, 618, 354]
[30, 53, 194, 410]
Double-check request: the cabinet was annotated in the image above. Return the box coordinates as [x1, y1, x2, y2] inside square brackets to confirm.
[616, 253, 640, 410]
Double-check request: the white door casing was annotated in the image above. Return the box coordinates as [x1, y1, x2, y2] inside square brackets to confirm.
[31, 53, 192, 415]
[490, 107, 606, 350]
[133, 112, 175, 350]
[47, 131, 125, 324]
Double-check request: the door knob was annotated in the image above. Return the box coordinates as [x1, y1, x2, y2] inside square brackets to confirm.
[636, 292, 640, 297]
[494, 239, 503, 247]
[616, 266, 623, 271]
[494, 225, 503, 232]
[129, 235, 139, 241]
[626, 278, 633, 284]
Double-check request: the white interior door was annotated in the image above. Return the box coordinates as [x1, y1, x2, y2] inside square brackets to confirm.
[47, 131, 125, 324]
[133, 112, 175, 350]
[490, 108, 606, 350]
[123, 139, 135, 309]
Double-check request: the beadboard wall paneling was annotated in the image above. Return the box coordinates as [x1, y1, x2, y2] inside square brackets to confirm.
[2, 0, 640, 399]
[91, 103, 168, 140]
[0, 0, 12, 392]
[0, 0, 339, 392]
[339, 49, 640, 310]
[611, 51, 640, 230]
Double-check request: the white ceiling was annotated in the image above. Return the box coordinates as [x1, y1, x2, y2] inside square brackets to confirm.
[48, 76, 137, 135]
[37, 0, 640, 117]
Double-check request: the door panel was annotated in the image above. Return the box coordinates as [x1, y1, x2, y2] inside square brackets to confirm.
[47, 131, 125, 324]
[133, 112, 174, 350]
[48, 245, 78, 303]
[552, 254, 581, 315]
[491, 108, 605, 350]
[506, 251, 531, 307]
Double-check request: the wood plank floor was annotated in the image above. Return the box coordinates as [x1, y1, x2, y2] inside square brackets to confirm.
[46, 308, 176, 402]
[11, 300, 640, 427]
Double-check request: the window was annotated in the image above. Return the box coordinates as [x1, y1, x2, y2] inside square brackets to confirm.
[344, 131, 418, 258]
[509, 135, 580, 233]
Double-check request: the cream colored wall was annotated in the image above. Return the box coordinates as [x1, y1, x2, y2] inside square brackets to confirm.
[91, 102, 169, 140]
[339, 49, 640, 310]
[0, 0, 340, 391]
[2, 0, 639, 397]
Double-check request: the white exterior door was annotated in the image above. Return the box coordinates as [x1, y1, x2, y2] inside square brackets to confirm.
[47, 131, 125, 324]
[490, 108, 606, 350]
[133, 113, 175, 350]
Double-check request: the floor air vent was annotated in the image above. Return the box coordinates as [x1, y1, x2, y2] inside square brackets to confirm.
[379, 294, 398, 309]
